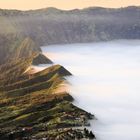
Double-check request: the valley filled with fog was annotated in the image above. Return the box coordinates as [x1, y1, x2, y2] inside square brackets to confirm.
[42, 40, 140, 140]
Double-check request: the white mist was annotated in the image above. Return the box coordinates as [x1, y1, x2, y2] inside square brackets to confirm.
[42, 40, 140, 140]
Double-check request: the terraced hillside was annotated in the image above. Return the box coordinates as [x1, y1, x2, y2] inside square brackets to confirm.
[0, 59, 95, 140]
[0, 37, 95, 139]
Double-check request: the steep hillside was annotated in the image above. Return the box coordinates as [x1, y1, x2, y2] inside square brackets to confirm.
[0, 32, 95, 139]
[0, 61, 95, 139]
[0, 35, 51, 65]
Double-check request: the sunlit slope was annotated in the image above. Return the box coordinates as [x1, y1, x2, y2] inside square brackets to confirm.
[0, 36, 94, 139]
[0, 60, 93, 139]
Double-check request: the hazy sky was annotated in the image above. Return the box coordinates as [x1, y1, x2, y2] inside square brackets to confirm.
[0, 0, 140, 10]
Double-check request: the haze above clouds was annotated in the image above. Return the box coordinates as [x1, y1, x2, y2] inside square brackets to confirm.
[0, 0, 140, 10]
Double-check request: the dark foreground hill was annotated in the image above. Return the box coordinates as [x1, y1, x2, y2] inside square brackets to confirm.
[0, 62, 94, 139]
[0, 38, 95, 139]
[0, 59, 94, 139]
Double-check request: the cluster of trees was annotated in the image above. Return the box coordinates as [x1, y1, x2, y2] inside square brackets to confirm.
[84, 128, 95, 139]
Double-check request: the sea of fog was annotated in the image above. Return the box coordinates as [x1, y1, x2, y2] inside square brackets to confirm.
[41, 40, 140, 140]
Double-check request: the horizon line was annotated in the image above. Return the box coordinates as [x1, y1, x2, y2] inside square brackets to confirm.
[0, 5, 139, 12]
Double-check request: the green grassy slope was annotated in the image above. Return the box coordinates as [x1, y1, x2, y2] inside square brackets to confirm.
[0, 61, 94, 139]
[0, 37, 95, 139]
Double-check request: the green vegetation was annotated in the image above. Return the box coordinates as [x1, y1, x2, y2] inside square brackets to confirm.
[0, 61, 94, 139]
[0, 37, 94, 139]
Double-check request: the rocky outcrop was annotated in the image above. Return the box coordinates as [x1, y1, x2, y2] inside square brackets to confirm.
[32, 53, 53, 65]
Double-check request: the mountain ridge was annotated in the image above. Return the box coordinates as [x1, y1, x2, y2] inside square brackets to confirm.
[0, 6, 139, 13]
[0, 6, 139, 46]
